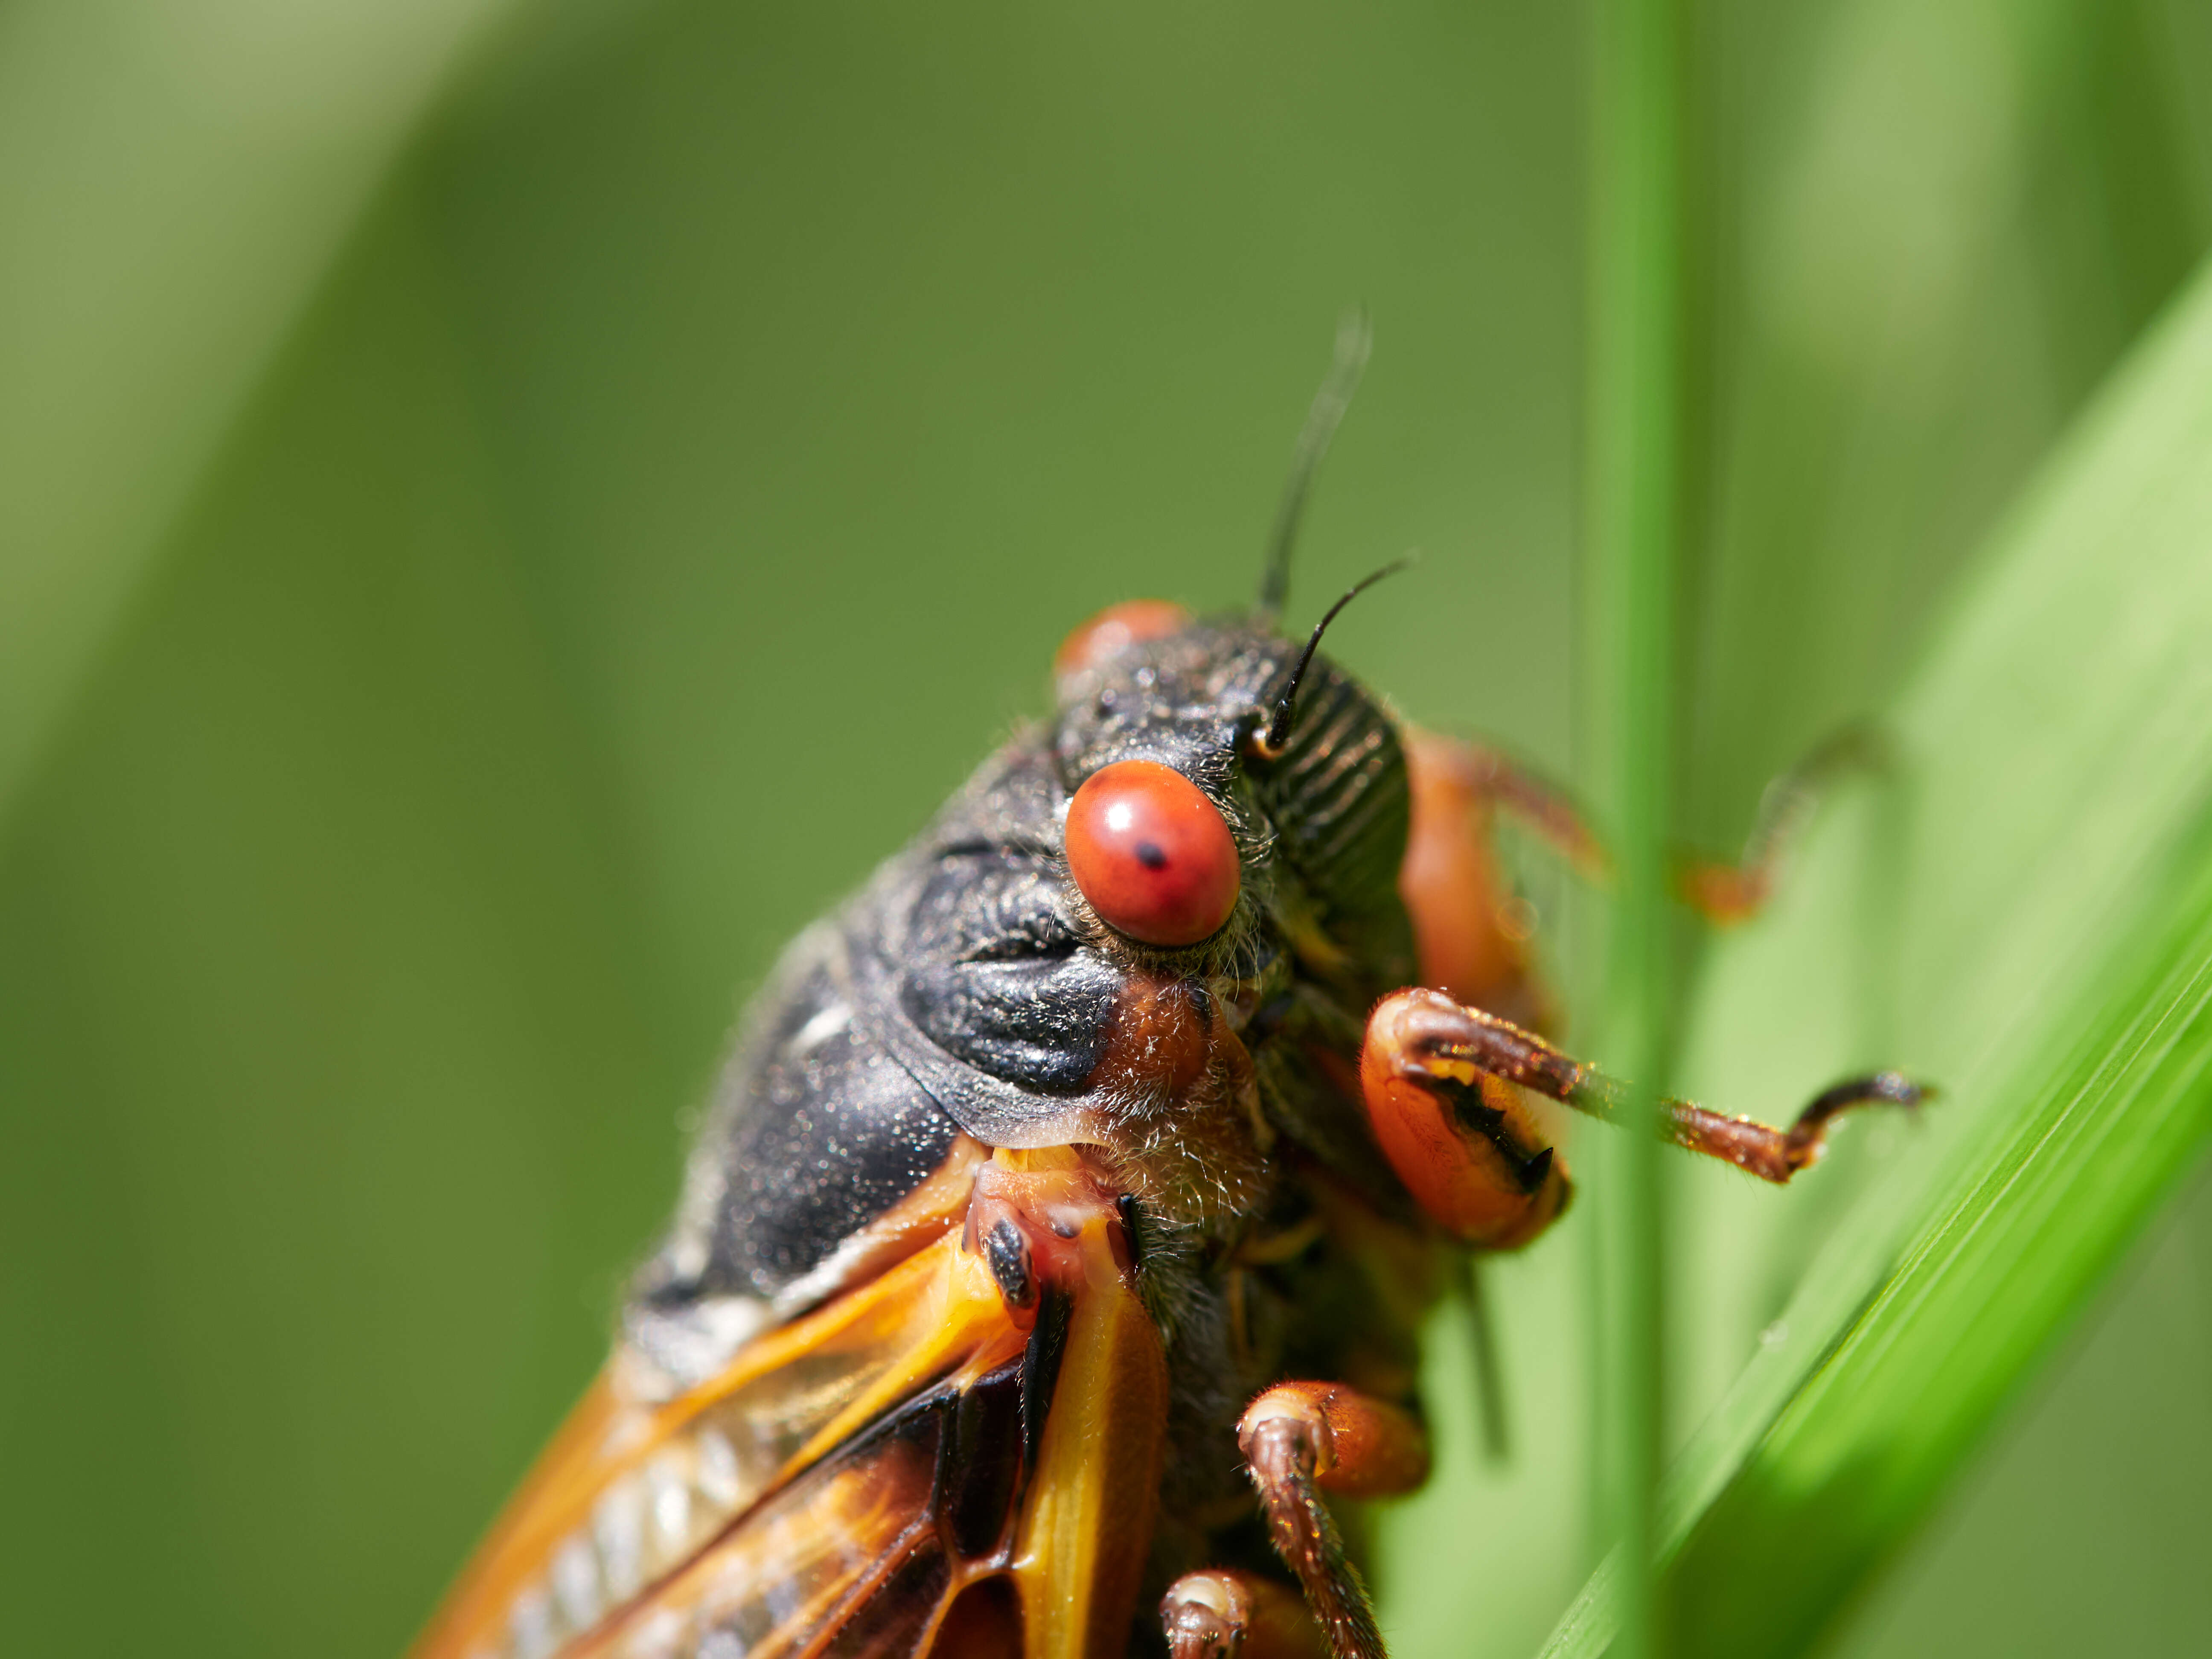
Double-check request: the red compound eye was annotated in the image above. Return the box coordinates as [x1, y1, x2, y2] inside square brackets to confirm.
[1065, 760, 1241, 947]
[1053, 599, 1192, 683]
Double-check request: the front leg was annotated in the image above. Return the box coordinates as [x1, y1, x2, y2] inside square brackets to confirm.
[1361, 987, 1927, 1245]
[1359, 988, 1576, 1249]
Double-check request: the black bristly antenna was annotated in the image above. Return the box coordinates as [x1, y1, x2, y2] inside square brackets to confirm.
[1251, 554, 1416, 759]
[1256, 307, 1373, 623]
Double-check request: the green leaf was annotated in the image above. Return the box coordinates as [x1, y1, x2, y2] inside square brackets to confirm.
[1581, 0, 1691, 1654]
[1541, 247, 2212, 1658]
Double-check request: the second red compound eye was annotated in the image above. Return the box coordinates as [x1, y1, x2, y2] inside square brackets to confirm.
[1065, 760, 1241, 947]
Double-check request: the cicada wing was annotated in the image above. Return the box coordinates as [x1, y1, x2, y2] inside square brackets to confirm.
[567, 1227, 1170, 1659]
[569, 1357, 1028, 1659]
[414, 1151, 1168, 1659]
[413, 1224, 1026, 1659]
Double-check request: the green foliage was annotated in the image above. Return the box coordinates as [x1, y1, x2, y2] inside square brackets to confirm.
[1582, 0, 1691, 1653]
[3, 3, 2211, 1657]
[1541, 262, 2212, 1659]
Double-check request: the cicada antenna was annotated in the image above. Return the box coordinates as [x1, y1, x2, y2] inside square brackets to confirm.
[1256, 306, 1373, 624]
[1251, 553, 1415, 759]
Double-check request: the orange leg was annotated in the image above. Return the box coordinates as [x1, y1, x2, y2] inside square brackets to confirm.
[1361, 988, 1927, 1241]
[1674, 722, 1890, 925]
[1406, 724, 1892, 944]
[1161, 1570, 1327, 1659]
[1234, 1382, 1431, 1659]
[1359, 990, 1576, 1250]
[1400, 729, 1596, 1029]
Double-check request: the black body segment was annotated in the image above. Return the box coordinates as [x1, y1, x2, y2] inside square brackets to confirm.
[625, 928, 961, 1389]
[629, 620, 1426, 1392]
[1248, 664, 1413, 981]
[900, 847, 1118, 1096]
[862, 746, 1131, 1150]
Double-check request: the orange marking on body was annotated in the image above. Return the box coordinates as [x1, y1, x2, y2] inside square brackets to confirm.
[1088, 969, 1212, 1100]
[1086, 973, 1275, 1226]
[968, 1144, 1135, 1295]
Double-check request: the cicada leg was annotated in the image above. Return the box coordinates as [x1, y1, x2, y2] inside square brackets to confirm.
[1161, 1569, 1326, 1659]
[1399, 730, 1595, 1458]
[1222, 1382, 1431, 1659]
[1400, 729, 1600, 1032]
[1356, 987, 1575, 1251]
[1406, 723, 1892, 959]
[1673, 721, 1891, 925]
[1360, 987, 1928, 1249]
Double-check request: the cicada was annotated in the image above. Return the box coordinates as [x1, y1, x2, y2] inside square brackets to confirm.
[412, 327, 1919, 1659]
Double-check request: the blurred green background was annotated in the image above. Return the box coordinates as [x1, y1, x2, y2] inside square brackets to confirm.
[4, 1, 2211, 1655]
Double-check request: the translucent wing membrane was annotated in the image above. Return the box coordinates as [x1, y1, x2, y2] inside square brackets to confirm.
[570, 1363, 1022, 1659]
[415, 1148, 1166, 1659]
[416, 1227, 1025, 1659]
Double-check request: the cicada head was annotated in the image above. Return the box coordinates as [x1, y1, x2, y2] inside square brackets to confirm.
[1048, 598, 1417, 1004]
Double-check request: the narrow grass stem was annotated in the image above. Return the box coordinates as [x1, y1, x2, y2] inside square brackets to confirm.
[1583, 0, 1685, 1655]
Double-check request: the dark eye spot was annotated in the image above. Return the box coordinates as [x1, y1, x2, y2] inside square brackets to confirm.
[1135, 840, 1168, 870]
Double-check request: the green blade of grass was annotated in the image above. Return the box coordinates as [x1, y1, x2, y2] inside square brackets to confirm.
[1548, 846, 2212, 1657]
[1671, 813, 2212, 1653]
[1583, 0, 1687, 1652]
[1541, 246, 2212, 1656]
